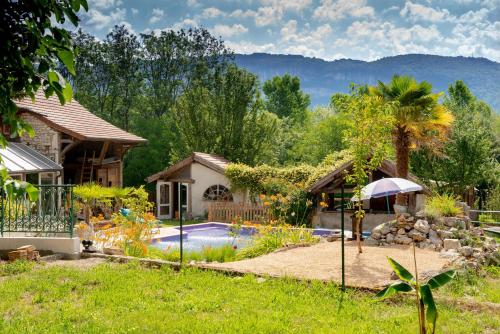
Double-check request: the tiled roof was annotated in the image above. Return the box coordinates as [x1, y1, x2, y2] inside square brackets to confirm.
[307, 159, 426, 194]
[16, 91, 146, 143]
[147, 152, 230, 183]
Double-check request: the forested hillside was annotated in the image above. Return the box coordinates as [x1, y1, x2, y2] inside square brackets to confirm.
[235, 53, 500, 111]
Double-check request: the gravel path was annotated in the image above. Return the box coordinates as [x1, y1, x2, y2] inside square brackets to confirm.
[206, 241, 450, 289]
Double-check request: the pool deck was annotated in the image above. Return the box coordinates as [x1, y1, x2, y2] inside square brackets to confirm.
[152, 227, 183, 239]
[204, 241, 450, 290]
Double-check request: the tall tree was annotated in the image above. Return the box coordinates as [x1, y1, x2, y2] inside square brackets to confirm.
[411, 81, 498, 196]
[369, 75, 454, 205]
[71, 26, 141, 130]
[0, 0, 87, 148]
[172, 65, 276, 165]
[263, 74, 310, 124]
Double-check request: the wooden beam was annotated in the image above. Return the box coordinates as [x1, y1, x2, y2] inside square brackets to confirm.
[61, 140, 81, 157]
[98, 141, 110, 165]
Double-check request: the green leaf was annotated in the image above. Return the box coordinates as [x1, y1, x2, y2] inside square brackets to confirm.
[62, 80, 73, 102]
[25, 183, 39, 202]
[57, 50, 75, 75]
[420, 284, 437, 334]
[375, 281, 413, 300]
[48, 71, 59, 85]
[427, 270, 456, 290]
[387, 257, 415, 283]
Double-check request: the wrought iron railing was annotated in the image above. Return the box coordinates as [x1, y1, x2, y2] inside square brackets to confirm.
[0, 184, 74, 237]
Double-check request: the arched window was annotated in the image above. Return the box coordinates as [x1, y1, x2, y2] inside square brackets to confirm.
[203, 185, 233, 201]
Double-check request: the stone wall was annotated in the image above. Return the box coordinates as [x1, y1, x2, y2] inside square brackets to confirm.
[365, 210, 499, 269]
[19, 113, 60, 163]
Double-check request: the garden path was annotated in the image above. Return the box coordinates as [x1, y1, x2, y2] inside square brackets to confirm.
[205, 241, 450, 289]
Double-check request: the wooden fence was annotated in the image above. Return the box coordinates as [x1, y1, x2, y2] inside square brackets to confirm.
[207, 202, 270, 223]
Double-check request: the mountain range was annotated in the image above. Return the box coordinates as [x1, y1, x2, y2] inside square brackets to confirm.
[234, 53, 500, 111]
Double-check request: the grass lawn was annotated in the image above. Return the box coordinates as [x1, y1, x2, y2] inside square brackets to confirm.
[0, 262, 498, 333]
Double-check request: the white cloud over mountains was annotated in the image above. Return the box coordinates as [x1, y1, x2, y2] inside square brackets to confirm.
[78, 0, 500, 62]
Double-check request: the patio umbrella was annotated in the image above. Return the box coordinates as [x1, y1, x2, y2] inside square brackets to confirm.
[351, 178, 423, 213]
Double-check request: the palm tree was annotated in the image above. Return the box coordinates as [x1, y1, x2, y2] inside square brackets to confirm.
[369, 75, 454, 205]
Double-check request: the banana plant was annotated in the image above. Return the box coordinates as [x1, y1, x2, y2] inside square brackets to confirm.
[375, 255, 456, 334]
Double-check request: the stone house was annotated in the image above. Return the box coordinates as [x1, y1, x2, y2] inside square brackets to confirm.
[3, 90, 146, 185]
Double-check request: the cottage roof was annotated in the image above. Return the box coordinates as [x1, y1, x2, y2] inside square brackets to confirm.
[307, 159, 425, 194]
[0, 142, 63, 174]
[146, 152, 230, 183]
[16, 91, 147, 144]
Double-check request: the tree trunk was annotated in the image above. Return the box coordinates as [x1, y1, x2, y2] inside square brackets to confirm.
[394, 126, 410, 206]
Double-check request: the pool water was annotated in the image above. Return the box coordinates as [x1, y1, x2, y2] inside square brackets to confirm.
[151, 224, 255, 252]
[150, 223, 368, 252]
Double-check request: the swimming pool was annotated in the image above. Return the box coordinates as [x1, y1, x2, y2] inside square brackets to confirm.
[150, 223, 351, 252]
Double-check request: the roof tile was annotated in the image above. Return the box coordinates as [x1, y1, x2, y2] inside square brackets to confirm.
[16, 91, 146, 143]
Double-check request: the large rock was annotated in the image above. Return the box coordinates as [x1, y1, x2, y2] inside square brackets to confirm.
[397, 228, 406, 235]
[395, 235, 413, 245]
[443, 217, 466, 229]
[371, 231, 382, 240]
[381, 224, 391, 235]
[414, 219, 430, 234]
[458, 246, 473, 257]
[386, 233, 395, 243]
[408, 229, 426, 242]
[428, 229, 442, 246]
[438, 229, 454, 239]
[443, 239, 461, 250]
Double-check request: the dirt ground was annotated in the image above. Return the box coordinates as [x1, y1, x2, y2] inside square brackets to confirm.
[205, 241, 450, 289]
[42, 257, 107, 270]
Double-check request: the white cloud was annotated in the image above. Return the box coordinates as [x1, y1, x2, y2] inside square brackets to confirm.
[229, 9, 256, 19]
[313, 0, 375, 20]
[400, 2, 450, 22]
[279, 20, 333, 58]
[85, 7, 126, 30]
[225, 40, 276, 54]
[89, 0, 123, 10]
[202, 7, 226, 18]
[149, 8, 165, 24]
[212, 24, 248, 38]
[260, 0, 313, 12]
[131, 8, 139, 16]
[255, 7, 280, 26]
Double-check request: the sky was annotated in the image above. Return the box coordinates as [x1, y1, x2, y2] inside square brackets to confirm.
[76, 0, 500, 62]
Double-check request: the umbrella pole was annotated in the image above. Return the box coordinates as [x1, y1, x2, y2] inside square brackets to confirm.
[385, 195, 391, 214]
[341, 184, 345, 292]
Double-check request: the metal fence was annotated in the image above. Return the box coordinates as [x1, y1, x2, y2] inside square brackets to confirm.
[0, 184, 74, 237]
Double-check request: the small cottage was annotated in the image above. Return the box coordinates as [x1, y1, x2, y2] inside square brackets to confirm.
[147, 152, 246, 219]
[308, 159, 427, 231]
[5, 91, 147, 186]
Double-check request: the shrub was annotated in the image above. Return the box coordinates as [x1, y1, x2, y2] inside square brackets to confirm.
[236, 223, 318, 259]
[148, 244, 237, 263]
[424, 193, 462, 218]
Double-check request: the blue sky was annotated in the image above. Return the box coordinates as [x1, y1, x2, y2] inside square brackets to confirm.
[77, 0, 500, 62]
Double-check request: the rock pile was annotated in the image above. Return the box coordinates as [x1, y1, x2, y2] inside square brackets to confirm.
[365, 212, 499, 269]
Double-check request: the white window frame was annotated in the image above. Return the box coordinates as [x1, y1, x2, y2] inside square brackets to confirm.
[156, 181, 173, 219]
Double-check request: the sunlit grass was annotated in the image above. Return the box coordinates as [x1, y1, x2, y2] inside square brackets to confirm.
[0, 262, 498, 333]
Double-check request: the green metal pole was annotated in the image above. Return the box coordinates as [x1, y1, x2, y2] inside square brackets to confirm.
[341, 184, 345, 292]
[179, 182, 183, 265]
[385, 195, 391, 214]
